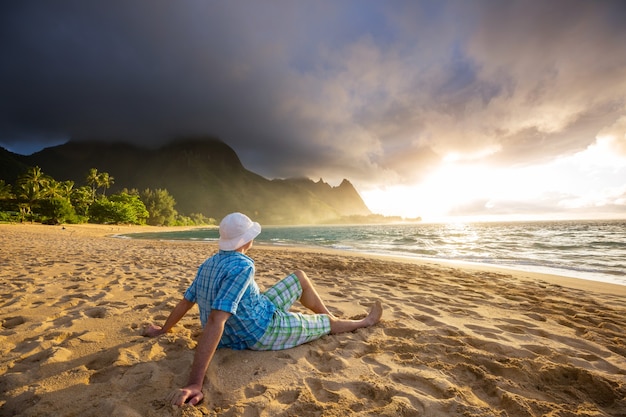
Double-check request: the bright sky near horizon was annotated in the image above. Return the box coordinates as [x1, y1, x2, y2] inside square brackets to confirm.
[1, 1, 625, 221]
[365, 134, 626, 221]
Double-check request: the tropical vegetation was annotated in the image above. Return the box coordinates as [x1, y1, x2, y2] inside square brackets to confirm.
[0, 166, 215, 226]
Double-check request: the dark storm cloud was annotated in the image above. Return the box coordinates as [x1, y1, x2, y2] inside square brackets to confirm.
[1, 0, 626, 186]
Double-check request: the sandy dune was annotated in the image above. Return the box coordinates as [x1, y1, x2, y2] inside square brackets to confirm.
[1, 223, 625, 416]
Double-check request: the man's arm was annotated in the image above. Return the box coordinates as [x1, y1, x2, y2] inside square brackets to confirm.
[144, 298, 195, 337]
[168, 309, 231, 406]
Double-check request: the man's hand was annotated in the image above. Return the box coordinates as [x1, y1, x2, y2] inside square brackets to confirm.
[142, 324, 164, 337]
[167, 385, 204, 406]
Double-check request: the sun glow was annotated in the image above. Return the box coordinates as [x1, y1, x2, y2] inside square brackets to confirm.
[362, 136, 626, 222]
[363, 162, 533, 222]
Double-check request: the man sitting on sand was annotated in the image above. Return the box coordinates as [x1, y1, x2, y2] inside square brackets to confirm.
[145, 212, 383, 406]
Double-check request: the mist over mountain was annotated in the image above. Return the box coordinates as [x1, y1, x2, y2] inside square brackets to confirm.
[1, 138, 373, 224]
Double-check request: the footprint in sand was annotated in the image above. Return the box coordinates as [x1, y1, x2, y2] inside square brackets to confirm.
[538, 364, 624, 407]
[83, 306, 109, 319]
[2, 316, 26, 329]
[78, 331, 106, 343]
[362, 355, 392, 376]
[305, 349, 348, 373]
[390, 371, 455, 400]
[275, 388, 300, 404]
[52, 314, 76, 327]
[383, 327, 422, 340]
[244, 383, 267, 398]
[18, 346, 73, 365]
[351, 380, 396, 404]
[42, 330, 75, 344]
[304, 378, 341, 403]
[275, 351, 297, 364]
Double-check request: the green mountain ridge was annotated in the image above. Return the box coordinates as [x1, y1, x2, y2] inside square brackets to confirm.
[0, 138, 373, 224]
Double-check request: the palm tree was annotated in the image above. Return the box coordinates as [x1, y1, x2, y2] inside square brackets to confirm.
[98, 172, 114, 196]
[16, 181, 41, 222]
[15, 167, 53, 221]
[60, 181, 75, 201]
[86, 168, 115, 198]
[86, 168, 100, 201]
[43, 179, 63, 199]
[18, 166, 49, 193]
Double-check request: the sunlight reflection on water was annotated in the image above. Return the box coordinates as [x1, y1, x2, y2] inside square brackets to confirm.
[122, 219, 626, 286]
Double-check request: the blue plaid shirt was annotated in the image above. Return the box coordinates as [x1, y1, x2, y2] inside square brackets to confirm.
[184, 250, 276, 350]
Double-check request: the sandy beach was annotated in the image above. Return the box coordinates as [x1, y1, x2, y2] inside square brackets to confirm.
[1, 223, 625, 417]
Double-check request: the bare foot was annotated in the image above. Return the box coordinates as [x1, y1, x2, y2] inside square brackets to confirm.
[328, 301, 383, 334]
[364, 300, 383, 326]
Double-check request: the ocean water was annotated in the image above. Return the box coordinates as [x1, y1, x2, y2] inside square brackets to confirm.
[122, 219, 626, 287]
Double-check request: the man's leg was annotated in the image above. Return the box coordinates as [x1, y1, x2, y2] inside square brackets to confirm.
[293, 270, 335, 317]
[293, 270, 383, 334]
[254, 272, 383, 351]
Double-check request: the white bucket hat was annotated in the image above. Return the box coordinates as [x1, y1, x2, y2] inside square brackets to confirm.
[218, 212, 262, 251]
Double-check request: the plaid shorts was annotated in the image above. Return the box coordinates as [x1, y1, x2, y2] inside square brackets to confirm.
[250, 273, 331, 351]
